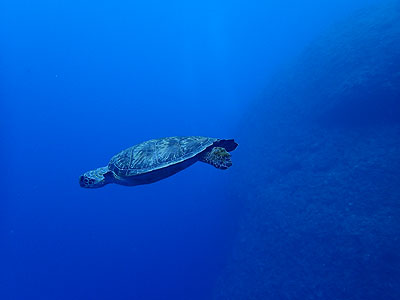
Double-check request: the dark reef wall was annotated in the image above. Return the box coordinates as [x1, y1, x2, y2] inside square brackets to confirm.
[215, 2, 400, 299]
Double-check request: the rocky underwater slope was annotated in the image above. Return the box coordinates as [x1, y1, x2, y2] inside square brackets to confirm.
[215, 2, 400, 299]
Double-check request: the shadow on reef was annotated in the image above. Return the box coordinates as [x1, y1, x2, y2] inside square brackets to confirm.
[215, 2, 400, 299]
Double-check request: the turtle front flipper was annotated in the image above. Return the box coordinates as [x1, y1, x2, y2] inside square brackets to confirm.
[200, 147, 232, 170]
[79, 166, 114, 188]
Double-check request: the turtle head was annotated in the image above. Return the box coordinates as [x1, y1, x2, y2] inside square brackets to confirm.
[79, 166, 113, 188]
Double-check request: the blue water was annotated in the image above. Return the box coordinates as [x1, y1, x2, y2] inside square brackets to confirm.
[1, 0, 399, 299]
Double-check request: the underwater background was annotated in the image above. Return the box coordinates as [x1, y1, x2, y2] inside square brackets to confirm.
[1, 0, 399, 299]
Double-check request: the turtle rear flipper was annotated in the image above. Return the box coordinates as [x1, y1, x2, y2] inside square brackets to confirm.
[200, 147, 232, 170]
[214, 139, 238, 152]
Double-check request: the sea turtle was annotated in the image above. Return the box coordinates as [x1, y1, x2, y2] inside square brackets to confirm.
[79, 136, 238, 188]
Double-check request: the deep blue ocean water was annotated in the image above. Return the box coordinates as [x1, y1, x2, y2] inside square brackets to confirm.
[1, 0, 399, 299]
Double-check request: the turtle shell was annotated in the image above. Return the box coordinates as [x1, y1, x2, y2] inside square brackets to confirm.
[108, 136, 218, 177]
